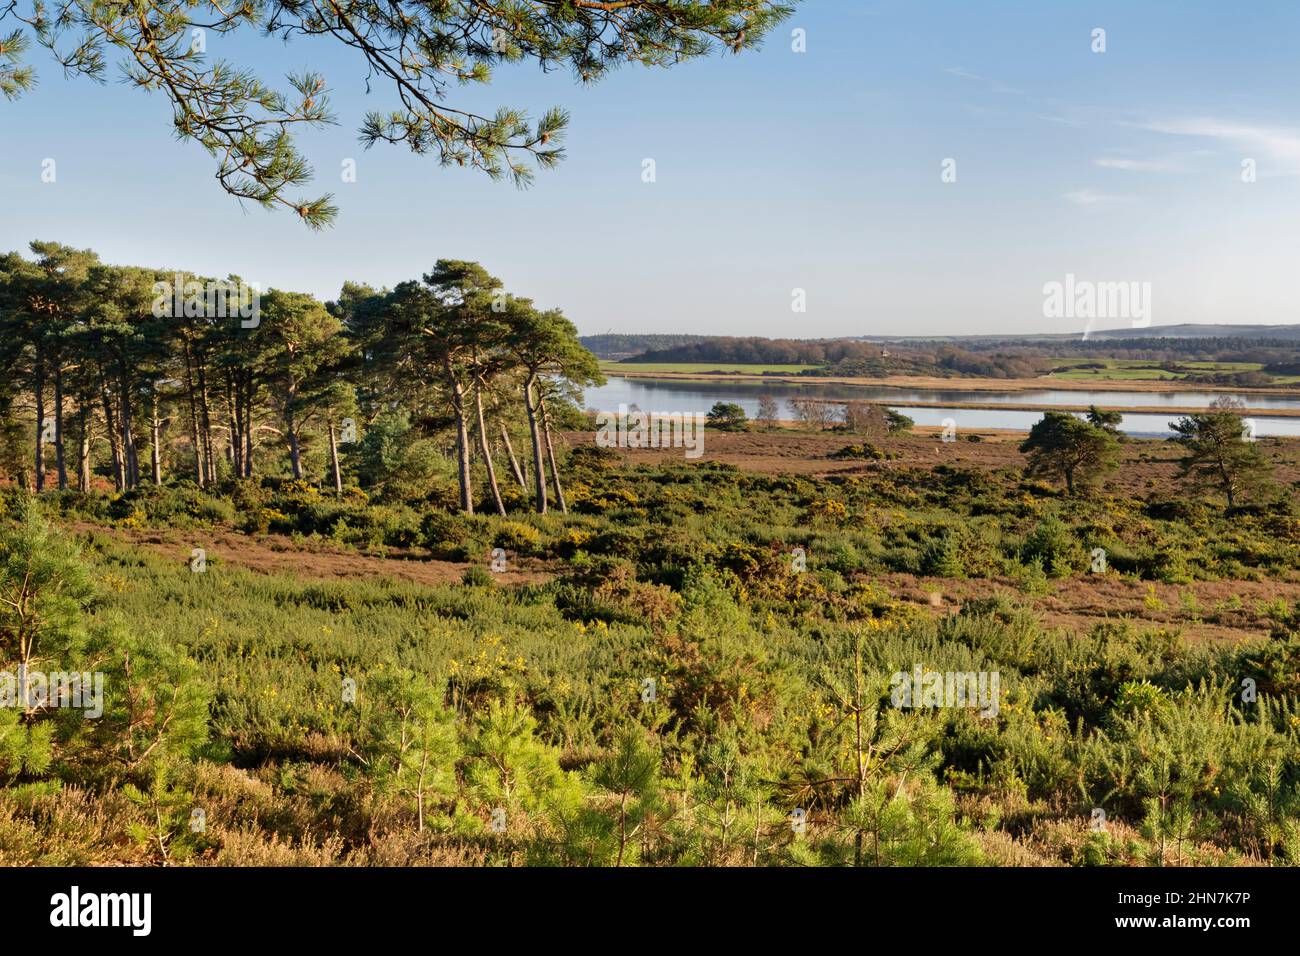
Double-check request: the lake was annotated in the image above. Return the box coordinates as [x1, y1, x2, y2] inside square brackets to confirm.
[583, 377, 1300, 437]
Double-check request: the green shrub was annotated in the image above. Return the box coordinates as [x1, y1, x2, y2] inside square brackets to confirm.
[462, 566, 496, 588]
[1019, 516, 1080, 578]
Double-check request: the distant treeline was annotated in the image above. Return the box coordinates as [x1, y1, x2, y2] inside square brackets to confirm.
[578, 334, 711, 359]
[602, 332, 1299, 382]
[631, 336, 877, 366]
[625, 336, 1045, 379]
[964, 336, 1300, 363]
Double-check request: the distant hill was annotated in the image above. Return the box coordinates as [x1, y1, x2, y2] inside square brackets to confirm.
[585, 325, 1300, 354]
[878, 323, 1300, 344]
[1082, 323, 1300, 341]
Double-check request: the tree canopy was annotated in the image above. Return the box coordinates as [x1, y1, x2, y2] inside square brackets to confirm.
[1169, 406, 1275, 509]
[1, 1, 793, 226]
[0, 241, 602, 516]
[1019, 411, 1119, 496]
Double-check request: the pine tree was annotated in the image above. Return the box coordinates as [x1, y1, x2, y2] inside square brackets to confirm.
[1169, 408, 1274, 509]
[590, 728, 666, 866]
[256, 290, 354, 480]
[505, 305, 604, 513]
[367, 671, 459, 833]
[1020, 411, 1119, 495]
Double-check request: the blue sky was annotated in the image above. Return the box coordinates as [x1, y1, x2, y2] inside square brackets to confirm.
[4, 1, 1300, 337]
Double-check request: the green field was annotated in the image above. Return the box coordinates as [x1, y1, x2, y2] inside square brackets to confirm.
[1048, 358, 1300, 383]
[1050, 365, 1183, 382]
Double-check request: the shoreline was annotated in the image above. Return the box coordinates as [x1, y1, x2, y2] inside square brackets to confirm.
[602, 368, 1300, 399]
[861, 400, 1300, 418]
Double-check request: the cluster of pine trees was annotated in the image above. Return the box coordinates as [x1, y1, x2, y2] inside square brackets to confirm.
[0, 242, 603, 515]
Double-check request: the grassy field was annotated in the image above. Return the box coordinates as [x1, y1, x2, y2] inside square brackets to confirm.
[1050, 363, 1183, 382]
[2, 426, 1299, 867]
[1050, 358, 1300, 384]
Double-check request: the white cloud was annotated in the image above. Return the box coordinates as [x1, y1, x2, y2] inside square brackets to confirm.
[1136, 118, 1300, 169]
[1093, 157, 1177, 172]
[944, 67, 984, 81]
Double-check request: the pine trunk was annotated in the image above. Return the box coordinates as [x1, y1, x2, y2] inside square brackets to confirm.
[287, 422, 302, 480]
[328, 421, 343, 494]
[150, 389, 163, 485]
[242, 380, 255, 478]
[523, 374, 547, 514]
[446, 357, 474, 513]
[499, 422, 527, 491]
[100, 385, 124, 492]
[474, 383, 506, 516]
[119, 360, 139, 489]
[197, 362, 215, 485]
[53, 361, 67, 490]
[76, 402, 91, 492]
[33, 348, 45, 492]
[183, 342, 206, 487]
[226, 372, 243, 477]
[539, 394, 567, 514]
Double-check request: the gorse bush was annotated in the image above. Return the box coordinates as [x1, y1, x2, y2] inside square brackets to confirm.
[1019, 517, 1082, 578]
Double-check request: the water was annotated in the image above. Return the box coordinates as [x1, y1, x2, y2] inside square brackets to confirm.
[583, 377, 1300, 437]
